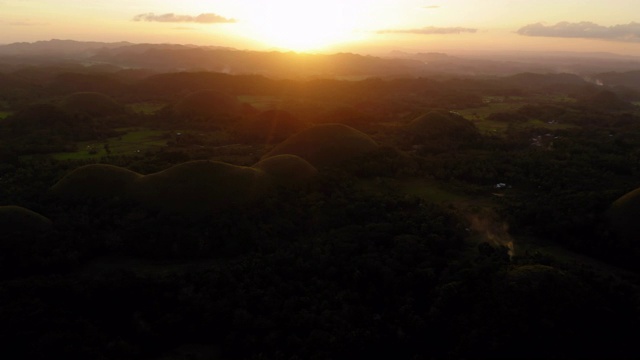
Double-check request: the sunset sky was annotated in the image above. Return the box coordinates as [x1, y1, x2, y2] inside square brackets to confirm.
[2, 0, 640, 55]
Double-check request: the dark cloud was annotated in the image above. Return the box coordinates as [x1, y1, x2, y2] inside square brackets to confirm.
[377, 26, 477, 35]
[517, 21, 640, 42]
[133, 12, 236, 24]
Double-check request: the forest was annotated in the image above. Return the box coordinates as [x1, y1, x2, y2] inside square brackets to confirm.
[2, 41, 640, 359]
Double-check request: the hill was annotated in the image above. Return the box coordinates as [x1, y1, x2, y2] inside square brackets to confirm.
[50, 164, 142, 200]
[263, 124, 378, 168]
[52, 159, 318, 215]
[608, 188, 640, 255]
[0, 205, 52, 233]
[130, 161, 270, 214]
[406, 110, 479, 146]
[173, 90, 240, 121]
[596, 70, 640, 91]
[60, 92, 125, 117]
[252, 155, 317, 186]
[578, 90, 634, 110]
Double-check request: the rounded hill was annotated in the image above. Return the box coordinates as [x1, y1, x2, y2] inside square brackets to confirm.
[0, 205, 53, 233]
[608, 187, 640, 245]
[61, 92, 124, 117]
[263, 124, 378, 168]
[52, 158, 319, 215]
[406, 110, 478, 141]
[51, 164, 141, 200]
[130, 160, 270, 214]
[253, 155, 317, 186]
[173, 90, 240, 119]
[507, 265, 567, 285]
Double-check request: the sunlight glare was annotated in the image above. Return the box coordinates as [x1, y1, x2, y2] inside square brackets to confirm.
[244, 1, 360, 52]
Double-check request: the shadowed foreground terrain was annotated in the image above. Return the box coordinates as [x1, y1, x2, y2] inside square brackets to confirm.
[2, 54, 640, 359]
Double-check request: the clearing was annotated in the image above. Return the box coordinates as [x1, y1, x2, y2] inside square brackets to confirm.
[51, 128, 167, 160]
[0, 110, 13, 119]
[128, 102, 167, 114]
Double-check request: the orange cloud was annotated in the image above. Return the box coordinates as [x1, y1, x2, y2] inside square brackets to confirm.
[377, 26, 477, 35]
[518, 22, 640, 42]
[133, 13, 236, 24]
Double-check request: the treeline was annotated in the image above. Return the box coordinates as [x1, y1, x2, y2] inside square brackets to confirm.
[6, 66, 636, 107]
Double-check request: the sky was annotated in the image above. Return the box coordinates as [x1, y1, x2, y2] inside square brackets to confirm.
[2, 0, 640, 56]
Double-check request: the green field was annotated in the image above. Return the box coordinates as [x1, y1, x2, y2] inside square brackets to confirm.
[128, 102, 167, 114]
[524, 119, 577, 130]
[457, 102, 522, 121]
[469, 118, 578, 135]
[457, 102, 578, 135]
[51, 128, 168, 160]
[472, 119, 511, 134]
[457, 102, 521, 134]
[238, 95, 281, 110]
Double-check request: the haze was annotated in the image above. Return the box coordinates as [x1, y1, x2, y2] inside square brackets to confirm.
[3, 0, 640, 55]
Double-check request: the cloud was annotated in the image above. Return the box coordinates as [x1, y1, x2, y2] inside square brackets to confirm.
[133, 12, 236, 24]
[422, 5, 440, 9]
[377, 26, 477, 35]
[517, 21, 640, 42]
[9, 20, 47, 26]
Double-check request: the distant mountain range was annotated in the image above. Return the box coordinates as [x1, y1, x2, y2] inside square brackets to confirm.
[1, 39, 640, 79]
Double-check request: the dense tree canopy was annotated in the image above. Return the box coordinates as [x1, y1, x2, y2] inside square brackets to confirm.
[2, 64, 640, 359]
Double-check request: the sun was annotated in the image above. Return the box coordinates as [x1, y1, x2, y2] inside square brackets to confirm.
[242, 1, 361, 52]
